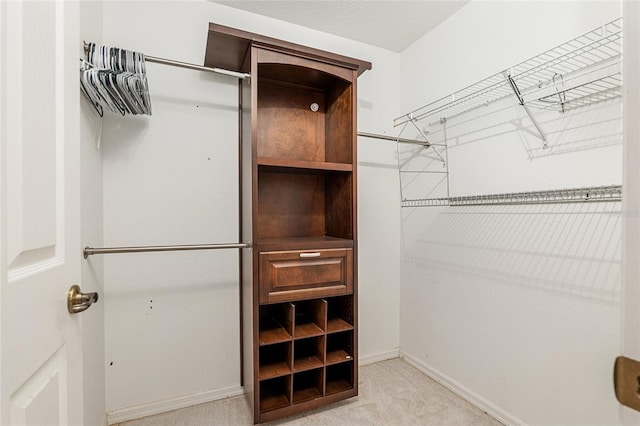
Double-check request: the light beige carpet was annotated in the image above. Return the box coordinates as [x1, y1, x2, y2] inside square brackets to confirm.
[114, 358, 502, 426]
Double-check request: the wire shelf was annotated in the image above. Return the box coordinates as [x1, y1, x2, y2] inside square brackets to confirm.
[394, 18, 622, 127]
[401, 185, 622, 208]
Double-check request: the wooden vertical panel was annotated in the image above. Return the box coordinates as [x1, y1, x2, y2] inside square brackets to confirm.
[238, 79, 245, 389]
[248, 46, 260, 422]
[325, 82, 353, 165]
[349, 68, 359, 402]
[316, 299, 328, 332]
[286, 342, 294, 377]
[286, 368, 293, 410]
[316, 335, 326, 365]
[285, 303, 295, 337]
[317, 365, 326, 398]
[325, 173, 353, 239]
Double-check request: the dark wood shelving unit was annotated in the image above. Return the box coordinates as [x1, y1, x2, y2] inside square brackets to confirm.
[205, 23, 370, 424]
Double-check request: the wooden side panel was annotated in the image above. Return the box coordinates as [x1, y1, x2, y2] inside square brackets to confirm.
[325, 173, 353, 240]
[240, 64, 256, 418]
[325, 82, 353, 165]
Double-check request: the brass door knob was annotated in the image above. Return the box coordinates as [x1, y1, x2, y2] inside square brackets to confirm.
[67, 285, 99, 314]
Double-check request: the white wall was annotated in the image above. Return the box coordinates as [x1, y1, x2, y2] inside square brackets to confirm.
[399, 1, 623, 425]
[100, 1, 401, 419]
[79, 1, 106, 425]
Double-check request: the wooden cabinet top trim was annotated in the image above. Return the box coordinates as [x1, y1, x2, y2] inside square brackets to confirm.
[204, 22, 372, 76]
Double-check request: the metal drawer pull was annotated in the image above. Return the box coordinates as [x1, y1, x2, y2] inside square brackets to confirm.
[299, 252, 321, 258]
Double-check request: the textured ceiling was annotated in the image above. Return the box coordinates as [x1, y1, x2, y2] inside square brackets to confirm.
[213, 1, 469, 52]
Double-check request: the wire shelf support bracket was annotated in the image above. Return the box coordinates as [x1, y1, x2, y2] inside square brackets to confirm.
[505, 72, 548, 147]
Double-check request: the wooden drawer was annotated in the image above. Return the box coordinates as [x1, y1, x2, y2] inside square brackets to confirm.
[259, 249, 353, 304]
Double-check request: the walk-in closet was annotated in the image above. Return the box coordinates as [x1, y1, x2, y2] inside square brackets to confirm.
[2, 1, 640, 425]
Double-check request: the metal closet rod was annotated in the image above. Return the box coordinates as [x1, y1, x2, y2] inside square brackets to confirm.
[82, 41, 251, 79]
[83, 243, 251, 259]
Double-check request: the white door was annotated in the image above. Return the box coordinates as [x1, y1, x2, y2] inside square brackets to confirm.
[0, 1, 86, 425]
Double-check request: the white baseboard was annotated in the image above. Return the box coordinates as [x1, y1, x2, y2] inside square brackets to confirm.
[359, 348, 400, 366]
[106, 385, 244, 425]
[399, 351, 525, 426]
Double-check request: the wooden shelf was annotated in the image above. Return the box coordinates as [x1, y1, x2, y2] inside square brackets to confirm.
[259, 376, 291, 413]
[327, 318, 353, 333]
[326, 361, 353, 395]
[294, 355, 324, 372]
[256, 236, 353, 251]
[293, 369, 324, 404]
[259, 342, 292, 381]
[294, 322, 324, 339]
[259, 328, 291, 345]
[259, 362, 292, 380]
[259, 318, 292, 345]
[326, 329, 352, 366]
[258, 157, 352, 172]
[294, 305, 326, 338]
[326, 349, 352, 366]
[326, 378, 353, 395]
[292, 386, 322, 404]
[293, 386, 322, 404]
[260, 393, 290, 412]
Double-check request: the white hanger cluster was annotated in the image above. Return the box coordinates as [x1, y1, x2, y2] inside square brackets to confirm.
[80, 42, 152, 117]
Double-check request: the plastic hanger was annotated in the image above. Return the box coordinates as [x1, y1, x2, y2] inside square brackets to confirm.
[80, 42, 152, 116]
